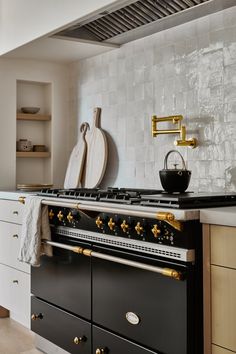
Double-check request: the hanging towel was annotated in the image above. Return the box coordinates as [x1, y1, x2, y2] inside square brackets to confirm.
[18, 195, 53, 267]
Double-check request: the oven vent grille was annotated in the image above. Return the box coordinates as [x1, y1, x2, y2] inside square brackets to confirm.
[55, 227, 194, 262]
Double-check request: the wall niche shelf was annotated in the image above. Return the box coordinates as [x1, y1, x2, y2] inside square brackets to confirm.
[16, 152, 51, 158]
[17, 113, 51, 121]
[16, 80, 52, 186]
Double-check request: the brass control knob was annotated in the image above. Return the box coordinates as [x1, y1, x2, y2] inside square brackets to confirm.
[73, 336, 86, 345]
[135, 222, 144, 235]
[48, 209, 55, 220]
[121, 220, 129, 233]
[96, 216, 103, 229]
[57, 210, 64, 221]
[31, 313, 43, 321]
[151, 224, 161, 238]
[67, 212, 74, 223]
[108, 218, 115, 231]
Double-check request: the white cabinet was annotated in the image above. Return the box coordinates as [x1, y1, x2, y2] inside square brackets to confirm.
[16, 80, 52, 186]
[0, 199, 30, 328]
[203, 224, 236, 354]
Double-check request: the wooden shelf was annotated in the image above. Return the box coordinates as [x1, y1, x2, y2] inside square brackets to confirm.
[16, 151, 51, 158]
[17, 113, 51, 121]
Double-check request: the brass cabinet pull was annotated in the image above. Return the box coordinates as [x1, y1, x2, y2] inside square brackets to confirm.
[31, 313, 43, 321]
[12, 280, 18, 284]
[12, 234, 19, 238]
[73, 336, 86, 345]
[13, 211, 18, 215]
[42, 240, 182, 280]
[96, 349, 107, 354]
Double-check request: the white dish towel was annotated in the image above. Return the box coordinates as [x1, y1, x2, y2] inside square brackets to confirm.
[18, 195, 53, 267]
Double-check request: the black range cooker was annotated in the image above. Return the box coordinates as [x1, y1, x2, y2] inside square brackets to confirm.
[30, 188, 236, 354]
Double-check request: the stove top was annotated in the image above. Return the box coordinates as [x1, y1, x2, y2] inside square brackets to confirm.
[37, 188, 236, 209]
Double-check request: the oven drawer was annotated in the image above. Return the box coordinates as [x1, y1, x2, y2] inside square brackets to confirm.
[92, 247, 190, 354]
[93, 326, 157, 354]
[31, 239, 91, 320]
[31, 297, 91, 354]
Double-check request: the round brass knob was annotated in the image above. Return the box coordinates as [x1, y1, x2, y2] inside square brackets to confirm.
[96, 216, 103, 229]
[57, 210, 64, 221]
[135, 222, 144, 235]
[48, 209, 55, 220]
[151, 224, 161, 238]
[31, 313, 43, 321]
[73, 336, 86, 345]
[108, 218, 115, 231]
[121, 220, 129, 233]
[67, 212, 74, 223]
[96, 349, 106, 354]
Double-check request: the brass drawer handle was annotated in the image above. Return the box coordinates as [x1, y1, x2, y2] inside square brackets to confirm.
[31, 313, 43, 321]
[12, 234, 19, 239]
[13, 211, 18, 215]
[73, 336, 86, 345]
[12, 280, 18, 284]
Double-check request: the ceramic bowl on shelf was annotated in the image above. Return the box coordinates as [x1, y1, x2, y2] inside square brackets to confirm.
[21, 107, 40, 114]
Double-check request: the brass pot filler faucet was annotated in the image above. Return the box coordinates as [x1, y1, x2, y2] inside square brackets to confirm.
[151, 115, 197, 148]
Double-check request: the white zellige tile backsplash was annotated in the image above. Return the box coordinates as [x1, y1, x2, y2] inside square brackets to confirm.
[70, 6, 236, 192]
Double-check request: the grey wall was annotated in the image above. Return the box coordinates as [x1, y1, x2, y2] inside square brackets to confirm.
[70, 6, 236, 192]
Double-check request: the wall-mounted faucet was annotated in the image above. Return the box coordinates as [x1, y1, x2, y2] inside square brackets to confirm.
[151, 115, 197, 149]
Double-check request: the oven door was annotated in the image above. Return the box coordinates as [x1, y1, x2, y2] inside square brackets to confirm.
[31, 236, 91, 320]
[92, 245, 198, 354]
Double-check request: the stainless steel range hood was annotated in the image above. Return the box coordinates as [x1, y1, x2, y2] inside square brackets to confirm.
[53, 0, 236, 45]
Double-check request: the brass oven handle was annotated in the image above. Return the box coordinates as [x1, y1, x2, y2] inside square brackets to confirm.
[42, 240, 182, 281]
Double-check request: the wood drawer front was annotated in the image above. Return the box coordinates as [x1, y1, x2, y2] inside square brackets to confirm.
[210, 225, 236, 269]
[93, 326, 157, 354]
[0, 200, 23, 224]
[211, 265, 236, 352]
[0, 264, 30, 321]
[31, 297, 91, 354]
[212, 344, 236, 354]
[0, 222, 30, 273]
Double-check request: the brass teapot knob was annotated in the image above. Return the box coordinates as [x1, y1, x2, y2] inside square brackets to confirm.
[57, 210, 64, 221]
[108, 218, 115, 231]
[96, 216, 103, 229]
[48, 209, 55, 220]
[67, 212, 74, 223]
[73, 336, 86, 345]
[31, 313, 43, 321]
[121, 220, 129, 233]
[151, 224, 161, 238]
[135, 222, 144, 235]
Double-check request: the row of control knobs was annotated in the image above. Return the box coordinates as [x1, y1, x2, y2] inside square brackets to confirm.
[48, 209, 162, 238]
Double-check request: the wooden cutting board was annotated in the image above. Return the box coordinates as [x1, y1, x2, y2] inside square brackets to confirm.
[83, 108, 108, 188]
[64, 123, 89, 189]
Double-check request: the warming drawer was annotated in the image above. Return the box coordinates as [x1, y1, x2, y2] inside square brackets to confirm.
[31, 297, 91, 354]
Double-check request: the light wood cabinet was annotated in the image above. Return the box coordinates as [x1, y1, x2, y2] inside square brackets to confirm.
[0, 198, 30, 328]
[203, 224, 236, 354]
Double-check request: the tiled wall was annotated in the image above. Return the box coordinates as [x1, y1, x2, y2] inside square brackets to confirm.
[70, 6, 236, 192]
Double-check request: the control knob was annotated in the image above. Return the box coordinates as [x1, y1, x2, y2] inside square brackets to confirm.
[108, 218, 115, 231]
[48, 209, 55, 220]
[120, 220, 129, 233]
[96, 216, 103, 229]
[67, 212, 74, 223]
[151, 224, 161, 238]
[135, 222, 144, 235]
[57, 210, 64, 221]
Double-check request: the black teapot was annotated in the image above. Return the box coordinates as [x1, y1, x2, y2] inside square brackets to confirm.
[159, 150, 191, 193]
